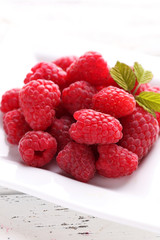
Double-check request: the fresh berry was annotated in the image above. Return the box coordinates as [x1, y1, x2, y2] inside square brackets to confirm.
[55, 100, 70, 118]
[92, 86, 136, 118]
[96, 144, 138, 178]
[95, 73, 120, 92]
[19, 131, 57, 167]
[131, 82, 152, 95]
[1, 88, 20, 113]
[62, 81, 97, 115]
[133, 83, 160, 127]
[56, 141, 96, 182]
[131, 82, 160, 96]
[66, 51, 110, 86]
[119, 107, 159, 160]
[143, 85, 160, 127]
[3, 109, 31, 144]
[49, 115, 74, 152]
[19, 79, 61, 130]
[24, 62, 67, 89]
[152, 86, 160, 92]
[69, 109, 123, 145]
[156, 112, 160, 128]
[53, 56, 78, 71]
[105, 72, 120, 87]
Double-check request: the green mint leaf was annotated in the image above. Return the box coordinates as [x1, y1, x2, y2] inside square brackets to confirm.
[136, 99, 156, 118]
[110, 61, 136, 91]
[135, 91, 160, 112]
[133, 62, 153, 84]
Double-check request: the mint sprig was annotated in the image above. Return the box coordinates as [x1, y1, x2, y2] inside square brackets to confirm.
[133, 62, 153, 84]
[136, 91, 160, 112]
[110, 61, 136, 91]
[110, 61, 160, 117]
[135, 99, 156, 118]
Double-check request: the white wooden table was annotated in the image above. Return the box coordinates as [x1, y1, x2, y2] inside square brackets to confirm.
[1, 186, 160, 240]
[1, 0, 160, 239]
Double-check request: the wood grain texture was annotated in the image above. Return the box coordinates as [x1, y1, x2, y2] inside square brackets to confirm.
[0, 194, 159, 240]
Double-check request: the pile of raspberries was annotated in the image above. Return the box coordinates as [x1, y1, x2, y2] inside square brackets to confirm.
[1, 51, 159, 182]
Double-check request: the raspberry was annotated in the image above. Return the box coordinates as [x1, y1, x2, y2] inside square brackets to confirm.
[66, 51, 110, 86]
[19, 131, 57, 167]
[156, 112, 160, 126]
[131, 83, 152, 95]
[56, 142, 96, 182]
[131, 82, 160, 96]
[19, 79, 61, 130]
[24, 62, 67, 90]
[105, 73, 120, 87]
[3, 109, 31, 144]
[1, 88, 20, 113]
[95, 74, 119, 91]
[53, 56, 78, 71]
[92, 86, 136, 118]
[62, 81, 97, 115]
[133, 84, 160, 127]
[55, 100, 70, 118]
[69, 109, 123, 145]
[152, 86, 160, 92]
[49, 115, 74, 152]
[96, 144, 138, 178]
[119, 107, 159, 160]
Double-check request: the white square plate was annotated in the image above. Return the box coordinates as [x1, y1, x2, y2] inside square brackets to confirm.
[1, 29, 160, 233]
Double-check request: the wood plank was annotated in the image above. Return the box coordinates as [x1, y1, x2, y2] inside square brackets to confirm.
[0, 194, 159, 240]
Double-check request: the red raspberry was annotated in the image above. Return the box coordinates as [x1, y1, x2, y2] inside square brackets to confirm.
[143, 85, 160, 128]
[49, 115, 74, 152]
[19, 131, 57, 167]
[3, 109, 31, 144]
[133, 84, 160, 127]
[136, 83, 151, 95]
[19, 80, 61, 130]
[131, 82, 160, 96]
[24, 62, 67, 90]
[55, 100, 70, 118]
[66, 51, 110, 86]
[95, 73, 119, 91]
[69, 109, 123, 145]
[53, 56, 78, 71]
[156, 112, 160, 128]
[1, 88, 20, 113]
[96, 144, 138, 178]
[56, 142, 96, 182]
[62, 81, 97, 115]
[152, 86, 160, 92]
[92, 86, 136, 118]
[119, 107, 159, 160]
